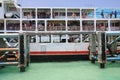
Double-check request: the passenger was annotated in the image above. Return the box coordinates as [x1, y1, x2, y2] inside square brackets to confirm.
[51, 22, 55, 30]
[82, 12, 86, 18]
[31, 23, 36, 31]
[114, 10, 117, 18]
[99, 24, 106, 31]
[27, 13, 32, 19]
[101, 10, 104, 18]
[32, 10, 35, 18]
[24, 23, 27, 30]
[110, 11, 113, 18]
[89, 25, 94, 31]
[72, 12, 76, 18]
[37, 12, 41, 18]
[46, 10, 50, 18]
[59, 23, 63, 30]
[52, 11, 55, 18]
[105, 14, 109, 18]
[38, 24, 43, 31]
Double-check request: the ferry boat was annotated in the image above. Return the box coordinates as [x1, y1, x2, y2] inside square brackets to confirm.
[0, 0, 120, 56]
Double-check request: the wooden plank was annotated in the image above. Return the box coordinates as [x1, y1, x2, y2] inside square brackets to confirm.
[0, 48, 18, 51]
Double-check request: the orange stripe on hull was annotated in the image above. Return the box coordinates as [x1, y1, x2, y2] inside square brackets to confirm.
[30, 51, 89, 55]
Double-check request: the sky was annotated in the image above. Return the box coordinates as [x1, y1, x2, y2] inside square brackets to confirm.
[18, 0, 120, 8]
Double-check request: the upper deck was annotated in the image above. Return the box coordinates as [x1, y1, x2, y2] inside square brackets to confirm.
[0, 0, 120, 33]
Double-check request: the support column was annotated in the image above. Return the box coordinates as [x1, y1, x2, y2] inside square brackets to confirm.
[19, 34, 25, 72]
[89, 33, 96, 63]
[97, 31, 106, 68]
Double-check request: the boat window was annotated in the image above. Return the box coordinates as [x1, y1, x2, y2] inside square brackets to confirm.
[6, 20, 20, 30]
[110, 20, 120, 31]
[22, 20, 36, 31]
[52, 34, 66, 43]
[60, 35, 66, 43]
[52, 9, 66, 18]
[68, 34, 80, 43]
[96, 9, 120, 18]
[67, 9, 80, 18]
[29, 35, 36, 43]
[82, 9, 94, 18]
[82, 20, 94, 31]
[47, 20, 66, 31]
[22, 8, 36, 18]
[67, 20, 80, 31]
[37, 8, 51, 18]
[37, 20, 45, 31]
[39, 35, 51, 43]
[53, 35, 60, 43]
[96, 20, 108, 31]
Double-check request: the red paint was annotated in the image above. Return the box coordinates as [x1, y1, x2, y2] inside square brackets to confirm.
[30, 51, 89, 55]
[29, 50, 120, 55]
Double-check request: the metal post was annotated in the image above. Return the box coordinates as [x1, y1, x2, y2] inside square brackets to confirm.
[19, 34, 25, 72]
[97, 31, 106, 68]
[24, 34, 30, 67]
[89, 33, 96, 63]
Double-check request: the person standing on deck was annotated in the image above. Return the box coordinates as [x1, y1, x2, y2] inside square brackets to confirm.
[101, 10, 104, 18]
[114, 10, 117, 18]
[110, 11, 113, 18]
